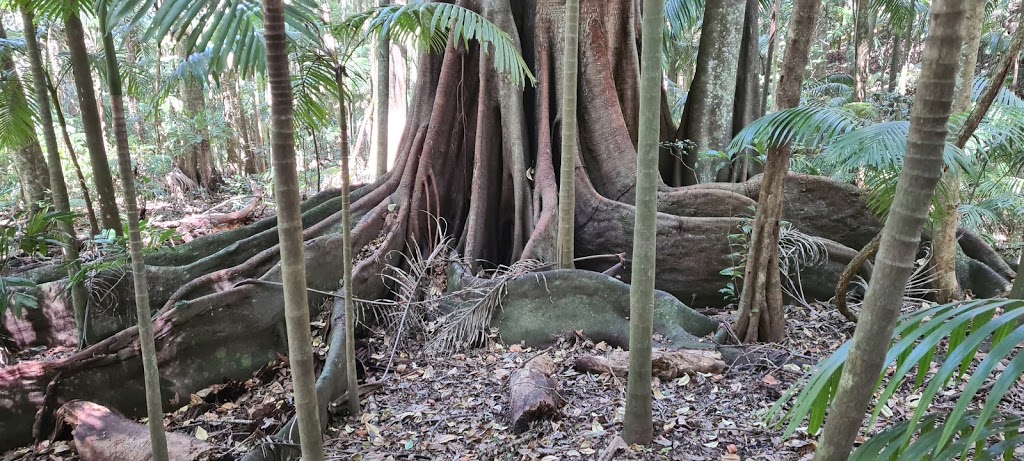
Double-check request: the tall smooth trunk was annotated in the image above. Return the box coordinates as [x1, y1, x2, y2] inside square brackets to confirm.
[623, 0, 664, 446]
[99, 12, 170, 460]
[335, 65, 360, 417]
[557, 0, 580, 269]
[65, 12, 121, 234]
[1012, 252, 1024, 299]
[726, 0, 761, 182]
[813, 0, 965, 457]
[678, 0, 745, 184]
[262, 1, 326, 459]
[21, 7, 88, 339]
[47, 76, 101, 236]
[734, 0, 822, 343]
[853, 0, 870, 101]
[760, 0, 782, 114]
[372, 0, 391, 178]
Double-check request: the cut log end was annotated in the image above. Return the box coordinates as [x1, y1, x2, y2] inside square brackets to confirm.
[509, 353, 564, 433]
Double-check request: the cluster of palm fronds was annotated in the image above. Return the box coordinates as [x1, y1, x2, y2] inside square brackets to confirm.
[770, 298, 1024, 460]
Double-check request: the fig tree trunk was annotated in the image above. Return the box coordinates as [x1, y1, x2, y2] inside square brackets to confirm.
[0, 18, 49, 210]
[814, 0, 966, 457]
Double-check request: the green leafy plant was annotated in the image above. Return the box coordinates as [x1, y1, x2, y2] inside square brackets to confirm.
[769, 298, 1024, 460]
[0, 207, 75, 318]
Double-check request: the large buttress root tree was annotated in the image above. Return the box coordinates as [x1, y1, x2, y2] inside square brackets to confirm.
[0, 0, 956, 453]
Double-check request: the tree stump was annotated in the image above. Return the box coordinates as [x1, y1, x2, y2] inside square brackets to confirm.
[509, 353, 564, 433]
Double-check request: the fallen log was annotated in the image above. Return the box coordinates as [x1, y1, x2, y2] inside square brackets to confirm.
[573, 349, 727, 379]
[55, 400, 222, 461]
[509, 353, 564, 433]
[154, 198, 263, 241]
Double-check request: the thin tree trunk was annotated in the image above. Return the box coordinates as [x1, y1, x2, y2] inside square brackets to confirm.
[761, 0, 782, 114]
[733, 0, 823, 343]
[1011, 251, 1024, 299]
[727, 0, 761, 182]
[47, 77, 100, 236]
[557, 0, 580, 269]
[65, 11, 122, 234]
[262, 1, 326, 459]
[372, 0, 390, 178]
[99, 8, 169, 459]
[678, 0, 746, 184]
[853, 0, 870, 101]
[334, 64, 359, 418]
[0, 19, 49, 209]
[813, 0, 966, 456]
[898, 7, 918, 94]
[624, 0, 664, 446]
[21, 6, 88, 340]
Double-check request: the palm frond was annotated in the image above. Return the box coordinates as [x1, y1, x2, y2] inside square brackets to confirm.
[343, 3, 535, 87]
[0, 69, 39, 151]
[727, 106, 861, 155]
[769, 299, 1024, 460]
[665, 0, 704, 41]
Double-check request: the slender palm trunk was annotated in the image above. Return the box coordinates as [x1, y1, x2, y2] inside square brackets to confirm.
[623, 0, 664, 446]
[65, 12, 121, 234]
[813, 0, 966, 457]
[734, 0, 823, 343]
[47, 77, 100, 236]
[853, 0, 870, 101]
[262, 1, 326, 459]
[21, 7, 88, 340]
[373, 0, 391, 178]
[557, 0, 580, 269]
[760, 0, 782, 114]
[1012, 252, 1024, 299]
[335, 65, 360, 417]
[99, 11, 169, 460]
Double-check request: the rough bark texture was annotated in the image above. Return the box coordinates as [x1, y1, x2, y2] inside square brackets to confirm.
[814, 0, 965, 457]
[509, 354, 564, 433]
[0, 19, 50, 209]
[733, 0, 822, 343]
[176, 45, 220, 190]
[64, 12, 121, 233]
[677, 0, 745, 184]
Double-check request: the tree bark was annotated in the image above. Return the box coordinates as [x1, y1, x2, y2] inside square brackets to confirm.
[334, 64, 359, 417]
[372, 0, 391, 178]
[262, 1, 325, 459]
[64, 12, 122, 234]
[733, 0, 823, 343]
[100, 11, 170, 458]
[509, 354, 564, 433]
[557, 0, 580, 269]
[725, 0, 761, 182]
[853, 0, 870, 101]
[813, 0, 965, 456]
[623, 0, 663, 446]
[176, 44, 220, 190]
[677, 0, 745, 184]
[0, 19, 50, 210]
[1011, 251, 1024, 299]
[21, 6, 88, 340]
[225, 75, 255, 175]
[760, 0, 782, 114]
[47, 77, 101, 236]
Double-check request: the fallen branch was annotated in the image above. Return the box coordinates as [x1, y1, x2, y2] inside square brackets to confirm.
[573, 349, 726, 379]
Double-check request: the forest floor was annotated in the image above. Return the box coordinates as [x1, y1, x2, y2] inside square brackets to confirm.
[4, 191, 1023, 460]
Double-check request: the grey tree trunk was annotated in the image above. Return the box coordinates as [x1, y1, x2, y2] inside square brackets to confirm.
[853, 0, 870, 101]
[64, 12, 122, 233]
[176, 44, 220, 190]
[262, 1, 326, 459]
[373, 0, 391, 178]
[623, 0, 664, 446]
[813, 0, 966, 456]
[334, 64, 360, 418]
[680, 0, 745, 184]
[760, 0, 782, 114]
[47, 76, 101, 236]
[225, 76, 255, 175]
[557, 0, 580, 269]
[21, 6, 88, 339]
[1012, 252, 1024, 299]
[726, 0, 761, 182]
[734, 0, 823, 343]
[99, 7, 170, 459]
[0, 18, 49, 209]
